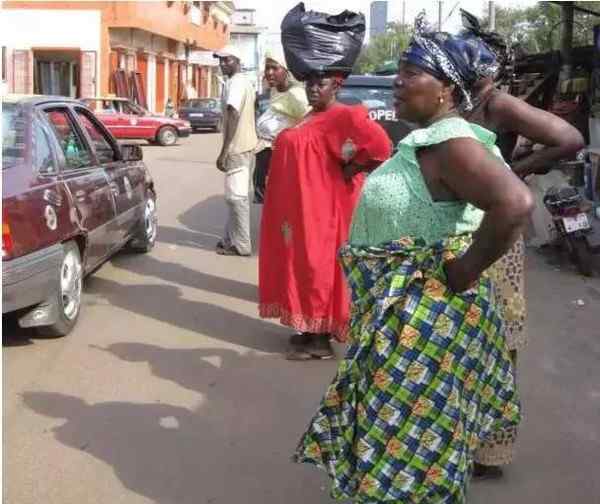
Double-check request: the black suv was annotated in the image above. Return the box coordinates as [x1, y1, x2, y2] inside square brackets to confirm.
[338, 75, 414, 148]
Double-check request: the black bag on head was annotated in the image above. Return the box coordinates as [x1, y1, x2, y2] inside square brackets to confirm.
[281, 2, 366, 82]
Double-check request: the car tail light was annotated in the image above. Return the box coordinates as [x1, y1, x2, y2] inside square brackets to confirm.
[2, 217, 13, 259]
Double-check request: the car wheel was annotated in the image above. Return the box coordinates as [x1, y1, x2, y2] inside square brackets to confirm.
[129, 190, 158, 253]
[37, 241, 83, 337]
[157, 126, 177, 146]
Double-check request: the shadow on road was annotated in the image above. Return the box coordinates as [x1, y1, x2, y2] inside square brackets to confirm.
[22, 346, 336, 503]
[176, 195, 263, 253]
[2, 314, 35, 346]
[85, 277, 285, 353]
[156, 225, 219, 252]
[110, 254, 258, 303]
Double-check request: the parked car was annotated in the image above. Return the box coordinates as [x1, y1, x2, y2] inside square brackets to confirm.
[178, 98, 223, 132]
[2, 95, 158, 336]
[82, 96, 192, 146]
[338, 75, 414, 148]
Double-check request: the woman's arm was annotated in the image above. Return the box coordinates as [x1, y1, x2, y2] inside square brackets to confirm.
[488, 93, 584, 177]
[436, 137, 534, 292]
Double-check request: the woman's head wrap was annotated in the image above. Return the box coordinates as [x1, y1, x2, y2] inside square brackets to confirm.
[402, 12, 500, 110]
[459, 9, 512, 78]
[264, 43, 303, 87]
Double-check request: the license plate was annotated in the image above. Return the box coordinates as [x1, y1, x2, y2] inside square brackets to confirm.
[190, 113, 204, 117]
[563, 213, 591, 232]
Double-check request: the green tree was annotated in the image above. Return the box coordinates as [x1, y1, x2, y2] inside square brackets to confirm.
[354, 22, 412, 74]
[485, 2, 600, 54]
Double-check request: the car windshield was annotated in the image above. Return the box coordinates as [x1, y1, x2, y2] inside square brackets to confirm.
[122, 101, 147, 115]
[184, 99, 219, 110]
[338, 86, 394, 111]
[2, 103, 27, 169]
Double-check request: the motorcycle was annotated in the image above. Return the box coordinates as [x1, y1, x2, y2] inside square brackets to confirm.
[543, 176, 598, 277]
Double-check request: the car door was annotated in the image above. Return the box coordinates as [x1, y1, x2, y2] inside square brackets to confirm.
[73, 105, 145, 245]
[122, 101, 156, 140]
[2, 106, 72, 259]
[43, 106, 117, 270]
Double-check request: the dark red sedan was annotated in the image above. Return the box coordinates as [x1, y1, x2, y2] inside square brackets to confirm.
[2, 95, 158, 336]
[83, 97, 192, 146]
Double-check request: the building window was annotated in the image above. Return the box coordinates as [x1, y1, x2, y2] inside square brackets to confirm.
[1, 47, 6, 82]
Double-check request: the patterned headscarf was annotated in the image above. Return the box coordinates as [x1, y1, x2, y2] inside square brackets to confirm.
[460, 9, 512, 78]
[402, 12, 499, 110]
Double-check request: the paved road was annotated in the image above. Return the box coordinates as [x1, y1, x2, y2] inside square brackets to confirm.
[4, 133, 600, 504]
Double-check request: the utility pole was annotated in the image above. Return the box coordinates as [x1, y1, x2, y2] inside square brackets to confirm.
[489, 1, 496, 31]
[438, 1, 443, 30]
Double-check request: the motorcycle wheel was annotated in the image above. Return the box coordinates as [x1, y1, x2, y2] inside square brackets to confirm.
[570, 237, 594, 277]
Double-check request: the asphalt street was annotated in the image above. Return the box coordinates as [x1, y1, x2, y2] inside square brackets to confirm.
[3, 132, 600, 504]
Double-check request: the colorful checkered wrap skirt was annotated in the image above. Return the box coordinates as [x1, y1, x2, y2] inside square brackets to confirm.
[294, 236, 521, 503]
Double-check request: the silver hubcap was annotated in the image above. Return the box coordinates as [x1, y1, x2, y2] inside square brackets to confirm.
[162, 129, 176, 145]
[144, 197, 157, 243]
[61, 249, 82, 320]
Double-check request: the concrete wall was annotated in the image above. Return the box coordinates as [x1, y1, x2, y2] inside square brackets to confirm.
[3, 9, 101, 50]
[2, 9, 102, 95]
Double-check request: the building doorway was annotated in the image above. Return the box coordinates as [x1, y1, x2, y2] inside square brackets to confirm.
[33, 49, 80, 97]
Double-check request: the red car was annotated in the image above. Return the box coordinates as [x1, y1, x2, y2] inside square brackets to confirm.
[83, 96, 192, 146]
[2, 95, 158, 336]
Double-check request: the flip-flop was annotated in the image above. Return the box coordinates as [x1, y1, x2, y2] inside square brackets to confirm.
[289, 332, 312, 346]
[472, 463, 504, 480]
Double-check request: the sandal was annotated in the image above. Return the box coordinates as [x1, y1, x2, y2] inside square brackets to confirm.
[289, 332, 312, 346]
[472, 463, 504, 480]
[216, 245, 251, 257]
[286, 334, 334, 361]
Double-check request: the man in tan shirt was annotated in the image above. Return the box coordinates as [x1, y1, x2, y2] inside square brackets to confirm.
[214, 45, 258, 256]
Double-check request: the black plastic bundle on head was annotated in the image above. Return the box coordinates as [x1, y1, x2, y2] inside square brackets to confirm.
[281, 2, 366, 82]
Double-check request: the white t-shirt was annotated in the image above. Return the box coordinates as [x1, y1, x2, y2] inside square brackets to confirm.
[222, 73, 258, 155]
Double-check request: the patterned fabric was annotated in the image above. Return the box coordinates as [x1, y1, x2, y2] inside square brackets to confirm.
[474, 239, 527, 466]
[487, 238, 527, 351]
[294, 236, 521, 503]
[459, 9, 512, 78]
[402, 12, 499, 110]
[349, 118, 497, 248]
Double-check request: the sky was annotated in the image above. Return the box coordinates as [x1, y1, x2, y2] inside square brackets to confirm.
[235, 0, 539, 44]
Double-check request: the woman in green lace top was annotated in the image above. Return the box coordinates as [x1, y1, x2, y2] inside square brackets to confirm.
[294, 17, 534, 504]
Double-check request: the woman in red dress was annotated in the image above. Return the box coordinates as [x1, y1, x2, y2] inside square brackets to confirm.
[258, 72, 392, 359]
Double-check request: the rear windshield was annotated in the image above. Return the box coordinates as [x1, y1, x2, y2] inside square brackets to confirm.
[338, 86, 396, 121]
[184, 99, 219, 110]
[2, 103, 27, 169]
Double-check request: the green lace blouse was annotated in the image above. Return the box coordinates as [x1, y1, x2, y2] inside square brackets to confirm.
[349, 117, 504, 247]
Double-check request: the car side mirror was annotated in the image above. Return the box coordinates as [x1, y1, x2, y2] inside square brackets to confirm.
[121, 143, 143, 162]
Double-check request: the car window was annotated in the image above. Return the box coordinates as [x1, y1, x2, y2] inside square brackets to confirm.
[75, 108, 118, 164]
[186, 99, 217, 110]
[2, 103, 26, 169]
[34, 120, 56, 174]
[122, 101, 146, 115]
[45, 109, 93, 170]
[338, 85, 396, 121]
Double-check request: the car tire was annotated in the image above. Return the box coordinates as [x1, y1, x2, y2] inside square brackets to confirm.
[37, 241, 83, 338]
[129, 189, 158, 253]
[156, 126, 178, 146]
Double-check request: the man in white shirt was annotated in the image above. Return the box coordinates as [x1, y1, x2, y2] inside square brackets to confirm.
[213, 45, 258, 256]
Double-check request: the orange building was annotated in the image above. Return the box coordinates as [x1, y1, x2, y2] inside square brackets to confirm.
[2, 1, 233, 113]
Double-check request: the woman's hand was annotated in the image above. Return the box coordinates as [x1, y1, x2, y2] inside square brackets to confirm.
[342, 162, 362, 181]
[444, 258, 479, 293]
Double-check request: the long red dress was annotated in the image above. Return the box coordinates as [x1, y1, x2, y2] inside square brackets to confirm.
[258, 104, 391, 341]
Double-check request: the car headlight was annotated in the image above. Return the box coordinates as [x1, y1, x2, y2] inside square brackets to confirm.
[182, 121, 191, 128]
